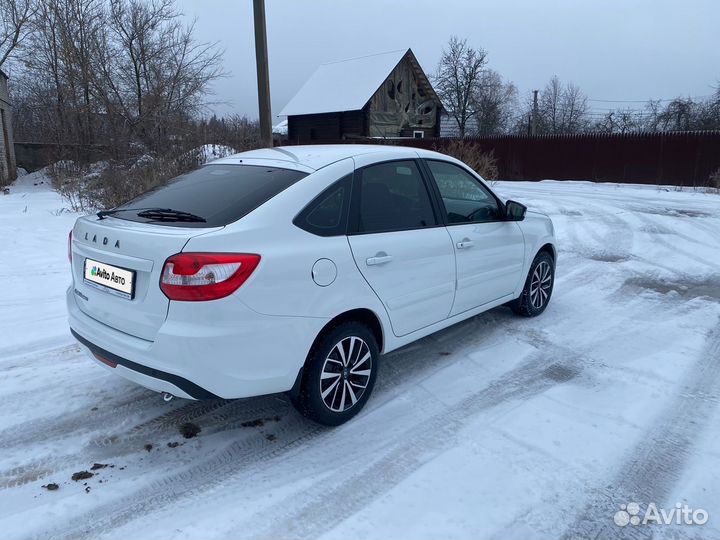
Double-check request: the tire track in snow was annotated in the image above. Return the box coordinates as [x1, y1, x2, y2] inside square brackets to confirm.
[230, 345, 589, 539]
[631, 211, 719, 270]
[0, 339, 78, 364]
[0, 388, 158, 450]
[8, 312, 507, 485]
[81, 336, 591, 540]
[561, 321, 720, 539]
[37, 314, 533, 539]
[0, 397, 290, 489]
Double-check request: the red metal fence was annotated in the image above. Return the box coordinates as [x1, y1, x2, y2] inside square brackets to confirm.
[291, 131, 720, 186]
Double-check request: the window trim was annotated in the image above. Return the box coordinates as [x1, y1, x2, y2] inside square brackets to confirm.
[420, 158, 507, 226]
[347, 158, 444, 236]
[292, 173, 353, 237]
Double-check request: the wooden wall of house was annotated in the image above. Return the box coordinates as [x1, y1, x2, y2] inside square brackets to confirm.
[288, 110, 366, 143]
[367, 55, 440, 138]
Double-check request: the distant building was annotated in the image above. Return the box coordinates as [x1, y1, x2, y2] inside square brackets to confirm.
[439, 114, 480, 138]
[279, 48, 444, 143]
[0, 70, 15, 184]
[272, 118, 288, 145]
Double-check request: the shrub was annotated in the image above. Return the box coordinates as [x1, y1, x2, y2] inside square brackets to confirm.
[709, 168, 720, 190]
[91, 148, 207, 209]
[436, 139, 499, 182]
[49, 145, 240, 211]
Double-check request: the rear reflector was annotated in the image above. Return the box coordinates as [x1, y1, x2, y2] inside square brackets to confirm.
[160, 253, 261, 301]
[93, 353, 117, 368]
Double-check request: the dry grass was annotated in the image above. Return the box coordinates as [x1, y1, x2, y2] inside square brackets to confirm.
[435, 139, 499, 182]
[50, 147, 212, 211]
[710, 168, 720, 190]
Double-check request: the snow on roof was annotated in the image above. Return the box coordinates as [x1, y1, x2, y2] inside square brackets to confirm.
[272, 119, 288, 135]
[278, 49, 409, 117]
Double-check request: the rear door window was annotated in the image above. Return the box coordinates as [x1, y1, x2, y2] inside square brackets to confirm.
[352, 160, 438, 234]
[112, 164, 307, 227]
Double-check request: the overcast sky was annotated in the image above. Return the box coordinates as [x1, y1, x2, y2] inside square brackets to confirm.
[176, 0, 720, 122]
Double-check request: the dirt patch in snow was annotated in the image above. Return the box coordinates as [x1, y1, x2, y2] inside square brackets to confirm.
[542, 364, 579, 383]
[624, 275, 720, 301]
[71, 471, 93, 481]
[633, 206, 713, 218]
[179, 422, 201, 439]
[586, 252, 632, 263]
[240, 418, 265, 428]
[241, 416, 282, 429]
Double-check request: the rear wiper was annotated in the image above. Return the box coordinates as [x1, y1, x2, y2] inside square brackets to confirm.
[97, 206, 170, 219]
[97, 207, 206, 223]
[136, 208, 207, 223]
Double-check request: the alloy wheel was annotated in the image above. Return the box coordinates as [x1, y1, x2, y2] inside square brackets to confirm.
[529, 261, 552, 309]
[319, 336, 372, 412]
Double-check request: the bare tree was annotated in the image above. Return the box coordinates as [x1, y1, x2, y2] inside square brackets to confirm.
[526, 75, 589, 134]
[0, 0, 35, 68]
[560, 82, 589, 133]
[594, 109, 640, 133]
[433, 36, 487, 137]
[474, 69, 517, 135]
[107, 0, 224, 147]
[14, 0, 224, 152]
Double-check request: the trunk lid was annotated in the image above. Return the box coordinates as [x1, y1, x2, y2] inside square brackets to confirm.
[71, 215, 221, 341]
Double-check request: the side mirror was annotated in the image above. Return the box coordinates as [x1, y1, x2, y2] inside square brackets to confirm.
[505, 200, 527, 221]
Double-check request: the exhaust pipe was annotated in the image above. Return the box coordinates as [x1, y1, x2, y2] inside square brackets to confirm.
[162, 392, 174, 402]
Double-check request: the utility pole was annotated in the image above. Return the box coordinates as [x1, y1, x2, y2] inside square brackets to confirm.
[253, 0, 273, 147]
[531, 89, 539, 136]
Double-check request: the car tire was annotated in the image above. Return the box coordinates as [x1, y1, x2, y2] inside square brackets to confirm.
[291, 321, 379, 426]
[509, 251, 555, 317]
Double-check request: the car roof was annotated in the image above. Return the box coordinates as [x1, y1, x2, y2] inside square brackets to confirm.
[211, 144, 450, 172]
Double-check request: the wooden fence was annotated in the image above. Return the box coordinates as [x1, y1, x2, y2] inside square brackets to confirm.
[292, 131, 720, 186]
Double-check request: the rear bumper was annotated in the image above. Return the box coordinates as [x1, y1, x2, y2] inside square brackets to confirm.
[67, 286, 328, 399]
[72, 329, 217, 399]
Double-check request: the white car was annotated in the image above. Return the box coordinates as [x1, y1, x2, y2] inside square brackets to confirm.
[67, 145, 556, 425]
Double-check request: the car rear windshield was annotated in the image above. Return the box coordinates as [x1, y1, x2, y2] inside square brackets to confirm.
[111, 164, 308, 227]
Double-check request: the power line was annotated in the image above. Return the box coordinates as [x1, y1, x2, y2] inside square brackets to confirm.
[588, 95, 714, 103]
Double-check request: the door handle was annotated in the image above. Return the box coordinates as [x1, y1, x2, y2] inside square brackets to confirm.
[366, 254, 393, 266]
[456, 239, 474, 249]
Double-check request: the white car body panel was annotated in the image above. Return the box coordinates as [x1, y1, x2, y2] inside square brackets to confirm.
[71, 217, 222, 340]
[445, 220, 525, 315]
[67, 145, 556, 401]
[347, 227, 456, 336]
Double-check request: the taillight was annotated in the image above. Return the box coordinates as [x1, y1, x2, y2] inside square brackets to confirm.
[68, 230, 73, 264]
[160, 253, 261, 301]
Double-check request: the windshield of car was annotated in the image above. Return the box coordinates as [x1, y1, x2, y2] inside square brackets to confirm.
[109, 164, 308, 228]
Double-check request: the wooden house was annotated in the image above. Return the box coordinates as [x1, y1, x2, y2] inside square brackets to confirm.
[279, 48, 443, 142]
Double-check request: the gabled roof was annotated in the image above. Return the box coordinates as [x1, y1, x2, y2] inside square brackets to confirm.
[278, 48, 441, 117]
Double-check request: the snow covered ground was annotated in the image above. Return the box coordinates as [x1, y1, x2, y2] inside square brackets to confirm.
[1, 171, 719, 539]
